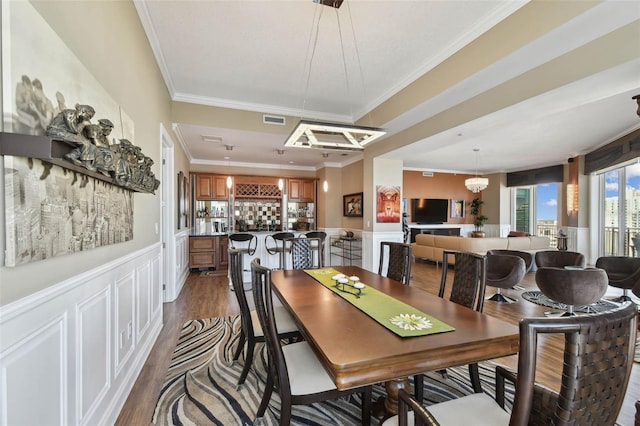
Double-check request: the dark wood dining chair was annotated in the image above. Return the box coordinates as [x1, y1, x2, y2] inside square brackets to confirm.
[413, 250, 487, 400]
[229, 249, 301, 387]
[251, 258, 372, 426]
[287, 237, 322, 269]
[378, 241, 412, 285]
[384, 302, 637, 426]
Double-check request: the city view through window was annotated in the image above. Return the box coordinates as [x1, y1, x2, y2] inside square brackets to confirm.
[603, 162, 640, 256]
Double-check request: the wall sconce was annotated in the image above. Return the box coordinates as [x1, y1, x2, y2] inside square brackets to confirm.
[566, 183, 578, 214]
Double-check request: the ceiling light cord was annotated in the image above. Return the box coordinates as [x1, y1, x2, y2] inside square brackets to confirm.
[301, 5, 324, 114]
[335, 7, 352, 121]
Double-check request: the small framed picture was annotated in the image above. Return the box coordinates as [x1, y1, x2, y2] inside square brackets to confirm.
[451, 199, 464, 218]
[343, 192, 363, 217]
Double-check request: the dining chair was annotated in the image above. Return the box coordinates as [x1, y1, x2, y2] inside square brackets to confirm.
[413, 250, 487, 401]
[251, 258, 372, 426]
[265, 232, 295, 269]
[229, 249, 301, 387]
[383, 302, 637, 426]
[305, 230, 327, 266]
[378, 241, 413, 285]
[595, 256, 640, 302]
[287, 237, 322, 269]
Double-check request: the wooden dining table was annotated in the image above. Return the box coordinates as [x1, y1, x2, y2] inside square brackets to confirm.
[270, 265, 520, 415]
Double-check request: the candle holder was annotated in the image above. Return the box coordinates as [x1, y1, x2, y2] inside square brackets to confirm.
[332, 274, 365, 298]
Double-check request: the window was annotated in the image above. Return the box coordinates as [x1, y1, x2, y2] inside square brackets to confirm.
[601, 162, 640, 257]
[512, 183, 559, 244]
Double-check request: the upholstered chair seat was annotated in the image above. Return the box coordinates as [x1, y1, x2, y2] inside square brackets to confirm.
[485, 254, 526, 303]
[595, 256, 640, 302]
[535, 266, 608, 316]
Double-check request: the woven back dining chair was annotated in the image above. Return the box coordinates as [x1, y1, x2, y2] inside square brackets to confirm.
[250, 258, 372, 426]
[287, 237, 322, 269]
[384, 302, 637, 426]
[229, 249, 300, 387]
[415, 250, 489, 399]
[378, 241, 413, 285]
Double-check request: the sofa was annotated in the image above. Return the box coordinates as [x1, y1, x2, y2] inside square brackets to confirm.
[411, 234, 552, 269]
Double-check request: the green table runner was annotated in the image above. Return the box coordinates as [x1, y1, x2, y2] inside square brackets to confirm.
[304, 268, 454, 338]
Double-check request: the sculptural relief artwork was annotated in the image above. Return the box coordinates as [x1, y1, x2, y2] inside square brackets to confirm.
[45, 104, 160, 193]
[2, 2, 158, 193]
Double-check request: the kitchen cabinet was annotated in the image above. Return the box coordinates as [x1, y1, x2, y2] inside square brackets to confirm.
[288, 179, 315, 202]
[189, 236, 229, 270]
[195, 174, 229, 200]
[189, 236, 216, 269]
[218, 236, 229, 268]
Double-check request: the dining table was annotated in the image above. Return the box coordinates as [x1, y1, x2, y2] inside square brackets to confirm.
[269, 265, 520, 416]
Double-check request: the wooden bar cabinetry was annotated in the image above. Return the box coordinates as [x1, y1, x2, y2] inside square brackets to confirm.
[189, 235, 228, 270]
[194, 174, 229, 200]
[288, 178, 315, 202]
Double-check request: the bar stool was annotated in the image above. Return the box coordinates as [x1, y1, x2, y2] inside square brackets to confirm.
[228, 233, 257, 290]
[305, 231, 327, 267]
[265, 232, 294, 269]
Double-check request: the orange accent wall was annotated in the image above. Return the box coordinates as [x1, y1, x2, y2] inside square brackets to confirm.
[403, 170, 476, 225]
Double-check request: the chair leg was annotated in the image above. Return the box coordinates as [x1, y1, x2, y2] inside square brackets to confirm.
[362, 386, 372, 426]
[237, 339, 255, 386]
[413, 374, 424, 405]
[256, 372, 274, 419]
[487, 288, 517, 303]
[279, 395, 292, 426]
[232, 330, 246, 362]
[608, 289, 633, 303]
[469, 363, 483, 393]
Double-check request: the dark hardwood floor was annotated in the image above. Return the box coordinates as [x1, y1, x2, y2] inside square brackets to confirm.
[116, 261, 639, 425]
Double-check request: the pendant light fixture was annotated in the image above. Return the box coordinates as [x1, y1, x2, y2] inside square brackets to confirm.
[224, 144, 233, 189]
[284, 0, 385, 151]
[277, 149, 285, 191]
[322, 152, 329, 192]
[465, 148, 489, 193]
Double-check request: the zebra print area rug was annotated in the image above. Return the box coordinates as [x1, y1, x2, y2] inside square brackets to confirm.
[152, 316, 513, 426]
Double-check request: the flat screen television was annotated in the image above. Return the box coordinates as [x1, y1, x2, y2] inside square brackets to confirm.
[411, 198, 448, 224]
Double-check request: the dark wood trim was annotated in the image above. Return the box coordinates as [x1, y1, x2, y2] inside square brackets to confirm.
[0, 132, 154, 193]
[584, 128, 640, 175]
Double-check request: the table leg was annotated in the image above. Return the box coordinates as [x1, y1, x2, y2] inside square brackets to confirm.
[373, 377, 412, 419]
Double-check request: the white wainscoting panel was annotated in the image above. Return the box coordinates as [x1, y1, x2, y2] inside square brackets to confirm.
[0, 314, 67, 425]
[77, 287, 110, 423]
[136, 262, 152, 342]
[0, 244, 163, 426]
[115, 271, 135, 376]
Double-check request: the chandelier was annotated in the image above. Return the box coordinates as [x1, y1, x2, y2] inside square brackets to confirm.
[465, 149, 488, 193]
[284, 0, 385, 151]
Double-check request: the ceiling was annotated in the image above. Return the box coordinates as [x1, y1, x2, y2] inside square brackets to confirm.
[135, 0, 640, 176]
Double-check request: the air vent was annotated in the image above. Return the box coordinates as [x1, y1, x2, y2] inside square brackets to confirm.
[202, 135, 222, 143]
[263, 115, 285, 126]
[422, 171, 434, 177]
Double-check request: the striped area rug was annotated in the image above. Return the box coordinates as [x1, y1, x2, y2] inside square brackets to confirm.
[152, 316, 513, 425]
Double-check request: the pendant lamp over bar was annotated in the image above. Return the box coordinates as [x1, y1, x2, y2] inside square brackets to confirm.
[465, 148, 489, 193]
